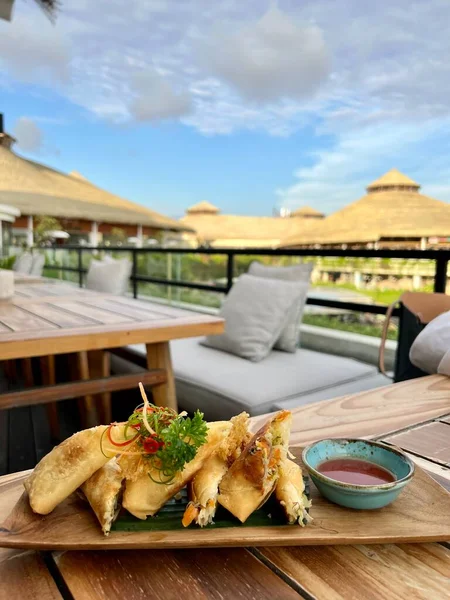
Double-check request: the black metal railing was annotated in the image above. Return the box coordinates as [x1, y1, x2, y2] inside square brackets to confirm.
[41, 245, 450, 316]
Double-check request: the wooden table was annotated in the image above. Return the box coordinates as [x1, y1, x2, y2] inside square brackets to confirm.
[0, 282, 224, 412]
[12, 272, 46, 284]
[1, 374, 450, 599]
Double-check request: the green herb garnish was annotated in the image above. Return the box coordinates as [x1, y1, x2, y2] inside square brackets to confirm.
[148, 410, 208, 484]
[121, 384, 208, 484]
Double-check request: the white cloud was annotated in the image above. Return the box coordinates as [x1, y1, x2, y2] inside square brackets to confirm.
[198, 6, 330, 102]
[14, 117, 44, 152]
[3, 0, 450, 155]
[277, 118, 450, 213]
[129, 70, 192, 121]
[0, 15, 70, 85]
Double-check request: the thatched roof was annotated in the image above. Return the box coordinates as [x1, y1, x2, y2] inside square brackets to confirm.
[0, 145, 189, 231]
[186, 201, 220, 215]
[282, 169, 450, 247]
[367, 168, 419, 191]
[291, 205, 325, 218]
[180, 210, 319, 248]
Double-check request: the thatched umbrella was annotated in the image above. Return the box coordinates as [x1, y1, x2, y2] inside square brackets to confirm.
[186, 201, 220, 215]
[290, 205, 325, 219]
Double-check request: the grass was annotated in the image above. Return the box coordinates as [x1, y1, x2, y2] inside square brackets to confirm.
[311, 282, 433, 306]
[303, 314, 398, 340]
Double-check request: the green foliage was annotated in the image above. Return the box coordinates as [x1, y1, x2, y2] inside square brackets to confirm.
[34, 216, 63, 246]
[109, 227, 128, 244]
[125, 404, 208, 484]
[311, 282, 433, 305]
[0, 256, 16, 270]
[302, 314, 398, 340]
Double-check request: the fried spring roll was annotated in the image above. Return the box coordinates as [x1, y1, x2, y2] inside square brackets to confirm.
[218, 410, 292, 523]
[182, 412, 250, 527]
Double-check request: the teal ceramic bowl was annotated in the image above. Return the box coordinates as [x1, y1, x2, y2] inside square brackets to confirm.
[302, 439, 415, 510]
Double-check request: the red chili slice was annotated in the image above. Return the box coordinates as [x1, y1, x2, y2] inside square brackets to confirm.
[143, 436, 163, 454]
[107, 425, 139, 447]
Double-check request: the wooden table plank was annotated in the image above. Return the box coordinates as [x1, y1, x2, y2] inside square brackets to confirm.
[0, 315, 224, 359]
[17, 302, 102, 328]
[440, 414, 450, 424]
[79, 298, 169, 321]
[403, 454, 450, 491]
[0, 550, 62, 600]
[54, 548, 302, 600]
[110, 295, 204, 319]
[54, 301, 137, 324]
[251, 375, 450, 447]
[254, 543, 450, 600]
[0, 305, 59, 333]
[384, 422, 450, 466]
[0, 471, 61, 600]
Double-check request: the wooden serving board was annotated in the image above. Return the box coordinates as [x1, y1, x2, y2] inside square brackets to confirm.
[1, 465, 450, 550]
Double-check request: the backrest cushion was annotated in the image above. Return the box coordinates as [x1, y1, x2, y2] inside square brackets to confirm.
[13, 253, 33, 274]
[201, 273, 304, 362]
[86, 257, 132, 295]
[248, 261, 312, 352]
[29, 254, 45, 276]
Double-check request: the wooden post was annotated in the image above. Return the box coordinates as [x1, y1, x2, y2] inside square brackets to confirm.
[40, 355, 59, 440]
[146, 342, 177, 411]
[88, 350, 111, 424]
[77, 351, 96, 428]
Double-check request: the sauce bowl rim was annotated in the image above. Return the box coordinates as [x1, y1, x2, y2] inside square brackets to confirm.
[301, 438, 415, 491]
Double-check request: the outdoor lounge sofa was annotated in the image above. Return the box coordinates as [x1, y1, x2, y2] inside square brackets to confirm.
[112, 337, 389, 421]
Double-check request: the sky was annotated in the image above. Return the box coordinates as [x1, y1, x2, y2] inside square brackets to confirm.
[1, 0, 450, 219]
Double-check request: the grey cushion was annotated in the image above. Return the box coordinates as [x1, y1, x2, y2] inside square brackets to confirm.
[13, 253, 33, 274]
[29, 254, 45, 276]
[201, 274, 303, 362]
[86, 257, 132, 295]
[248, 261, 312, 352]
[113, 338, 378, 421]
[272, 373, 390, 411]
[168, 337, 375, 420]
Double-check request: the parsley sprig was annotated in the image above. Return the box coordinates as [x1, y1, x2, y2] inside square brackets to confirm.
[150, 411, 208, 483]
[125, 400, 208, 484]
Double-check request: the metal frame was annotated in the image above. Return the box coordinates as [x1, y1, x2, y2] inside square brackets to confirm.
[44, 245, 449, 316]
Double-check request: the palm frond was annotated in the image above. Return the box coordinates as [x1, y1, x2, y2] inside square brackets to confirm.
[33, 0, 60, 22]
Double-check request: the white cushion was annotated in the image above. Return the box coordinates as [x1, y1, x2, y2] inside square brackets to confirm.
[201, 274, 303, 362]
[410, 311, 450, 374]
[29, 254, 45, 276]
[86, 257, 132, 295]
[13, 253, 33, 274]
[248, 261, 312, 353]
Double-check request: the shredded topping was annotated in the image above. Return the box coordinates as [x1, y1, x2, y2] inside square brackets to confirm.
[102, 382, 208, 484]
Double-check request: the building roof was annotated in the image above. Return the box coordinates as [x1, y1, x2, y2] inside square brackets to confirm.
[290, 205, 325, 218]
[0, 145, 190, 231]
[180, 210, 319, 248]
[366, 168, 420, 191]
[282, 169, 450, 247]
[186, 201, 220, 215]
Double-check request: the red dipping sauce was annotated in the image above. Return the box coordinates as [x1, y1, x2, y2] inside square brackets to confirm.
[318, 457, 396, 485]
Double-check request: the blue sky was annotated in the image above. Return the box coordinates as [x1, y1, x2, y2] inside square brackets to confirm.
[1, 0, 450, 219]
